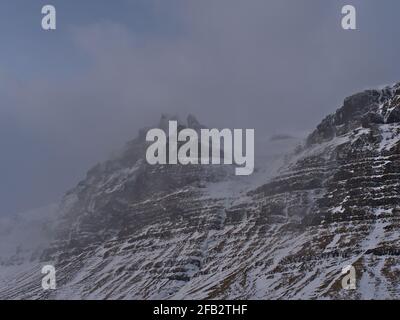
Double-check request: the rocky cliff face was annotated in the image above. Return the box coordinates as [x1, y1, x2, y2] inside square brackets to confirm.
[1, 83, 400, 300]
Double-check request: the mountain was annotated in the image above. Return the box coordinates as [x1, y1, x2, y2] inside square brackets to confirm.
[0, 204, 58, 264]
[1, 83, 400, 299]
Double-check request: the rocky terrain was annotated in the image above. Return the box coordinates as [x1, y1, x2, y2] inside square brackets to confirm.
[1, 83, 400, 299]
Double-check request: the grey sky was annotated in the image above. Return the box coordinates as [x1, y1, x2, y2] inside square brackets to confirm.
[1, 0, 400, 215]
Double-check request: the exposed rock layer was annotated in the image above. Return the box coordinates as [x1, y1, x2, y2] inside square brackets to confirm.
[1, 84, 400, 299]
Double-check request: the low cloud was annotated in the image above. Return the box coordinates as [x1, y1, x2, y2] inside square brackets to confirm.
[1, 0, 400, 214]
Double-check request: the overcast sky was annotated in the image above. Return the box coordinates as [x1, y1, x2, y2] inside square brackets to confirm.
[1, 0, 400, 215]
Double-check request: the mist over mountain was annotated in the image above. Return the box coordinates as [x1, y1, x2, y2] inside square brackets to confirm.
[1, 82, 400, 299]
[2, 0, 400, 216]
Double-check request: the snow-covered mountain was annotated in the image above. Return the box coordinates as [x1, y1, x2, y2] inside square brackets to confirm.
[1, 83, 400, 300]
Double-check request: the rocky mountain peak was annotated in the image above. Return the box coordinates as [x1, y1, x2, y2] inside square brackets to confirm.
[2, 84, 400, 300]
[187, 114, 206, 131]
[158, 113, 183, 132]
[157, 113, 206, 132]
[307, 82, 400, 145]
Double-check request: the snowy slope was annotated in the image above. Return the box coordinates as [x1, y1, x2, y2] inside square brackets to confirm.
[1, 83, 400, 300]
[0, 204, 58, 265]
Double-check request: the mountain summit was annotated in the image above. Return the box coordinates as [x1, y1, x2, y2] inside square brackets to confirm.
[1, 83, 400, 299]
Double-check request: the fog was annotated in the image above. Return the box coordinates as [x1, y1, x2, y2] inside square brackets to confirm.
[1, 0, 400, 215]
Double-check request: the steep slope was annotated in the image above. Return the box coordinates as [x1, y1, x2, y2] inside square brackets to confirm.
[1, 83, 400, 300]
[241, 83, 400, 299]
